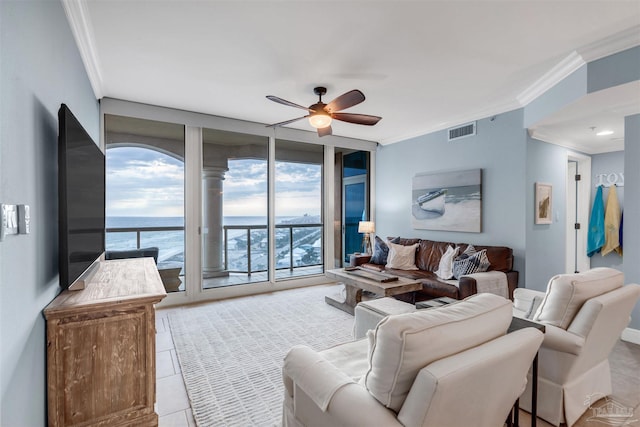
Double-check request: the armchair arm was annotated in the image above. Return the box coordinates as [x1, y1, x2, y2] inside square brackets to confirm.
[284, 345, 401, 426]
[283, 345, 354, 411]
[541, 324, 585, 356]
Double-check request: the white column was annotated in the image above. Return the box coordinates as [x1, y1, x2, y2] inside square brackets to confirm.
[202, 166, 229, 278]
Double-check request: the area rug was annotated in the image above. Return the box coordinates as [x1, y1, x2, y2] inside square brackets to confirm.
[168, 284, 354, 427]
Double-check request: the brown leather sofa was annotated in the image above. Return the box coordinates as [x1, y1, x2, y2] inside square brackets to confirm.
[352, 237, 518, 302]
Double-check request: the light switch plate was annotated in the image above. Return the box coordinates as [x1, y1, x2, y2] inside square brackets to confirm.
[1, 204, 19, 241]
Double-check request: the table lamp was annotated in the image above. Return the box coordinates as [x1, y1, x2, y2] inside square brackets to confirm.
[358, 221, 375, 254]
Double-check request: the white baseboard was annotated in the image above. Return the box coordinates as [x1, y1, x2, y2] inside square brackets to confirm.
[621, 327, 640, 345]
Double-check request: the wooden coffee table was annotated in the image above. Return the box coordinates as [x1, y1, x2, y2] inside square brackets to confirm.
[325, 268, 421, 315]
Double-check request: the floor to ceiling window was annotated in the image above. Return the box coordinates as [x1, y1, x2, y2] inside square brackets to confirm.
[275, 139, 324, 280]
[101, 98, 376, 304]
[104, 114, 186, 293]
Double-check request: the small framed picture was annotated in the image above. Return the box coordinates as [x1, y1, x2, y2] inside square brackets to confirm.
[535, 182, 553, 224]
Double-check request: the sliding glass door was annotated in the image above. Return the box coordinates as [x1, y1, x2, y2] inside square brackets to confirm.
[342, 151, 370, 264]
[201, 128, 269, 289]
[200, 134, 324, 286]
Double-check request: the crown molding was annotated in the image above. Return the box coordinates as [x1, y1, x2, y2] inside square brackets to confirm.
[579, 25, 640, 63]
[61, 0, 104, 99]
[528, 129, 624, 155]
[517, 26, 640, 108]
[528, 129, 594, 154]
[517, 51, 586, 108]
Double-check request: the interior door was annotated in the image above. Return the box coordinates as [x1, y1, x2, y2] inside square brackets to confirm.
[566, 161, 578, 273]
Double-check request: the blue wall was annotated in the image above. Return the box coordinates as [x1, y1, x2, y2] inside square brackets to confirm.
[623, 115, 640, 330]
[376, 109, 528, 282]
[525, 138, 569, 291]
[588, 46, 640, 93]
[524, 65, 588, 128]
[0, 1, 99, 425]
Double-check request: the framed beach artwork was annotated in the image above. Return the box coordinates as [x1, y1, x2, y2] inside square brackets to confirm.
[535, 182, 553, 224]
[411, 168, 482, 232]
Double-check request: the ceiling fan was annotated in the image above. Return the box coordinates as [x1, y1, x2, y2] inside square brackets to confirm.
[266, 87, 382, 137]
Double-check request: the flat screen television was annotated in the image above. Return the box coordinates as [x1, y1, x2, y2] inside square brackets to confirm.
[58, 104, 105, 290]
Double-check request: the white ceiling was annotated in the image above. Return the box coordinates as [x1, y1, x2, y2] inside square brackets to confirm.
[65, 1, 640, 148]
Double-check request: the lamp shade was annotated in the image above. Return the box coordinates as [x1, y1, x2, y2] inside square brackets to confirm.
[358, 221, 375, 234]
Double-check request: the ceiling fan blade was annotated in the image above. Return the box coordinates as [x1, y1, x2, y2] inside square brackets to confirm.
[332, 113, 382, 126]
[317, 126, 332, 137]
[266, 95, 313, 112]
[266, 115, 309, 127]
[325, 90, 365, 113]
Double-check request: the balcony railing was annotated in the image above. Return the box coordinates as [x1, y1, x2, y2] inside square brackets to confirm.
[105, 223, 323, 275]
[223, 223, 323, 274]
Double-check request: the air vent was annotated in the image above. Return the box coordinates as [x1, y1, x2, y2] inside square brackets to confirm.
[448, 121, 476, 141]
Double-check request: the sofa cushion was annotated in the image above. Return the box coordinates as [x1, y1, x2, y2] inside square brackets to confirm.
[415, 239, 454, 272]
[363, 293, 512, 412]
[435, 245, 459, 280]
[386, 241, 419, 270]
[534, 267, 624, 329]
[457, 244, 514, 272]
[390, 237, 421, 247]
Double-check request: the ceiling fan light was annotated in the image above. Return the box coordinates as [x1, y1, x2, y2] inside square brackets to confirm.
[308, 113, 332, 129]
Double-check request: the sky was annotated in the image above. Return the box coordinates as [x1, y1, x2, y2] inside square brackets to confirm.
[106, 147, 322, 218]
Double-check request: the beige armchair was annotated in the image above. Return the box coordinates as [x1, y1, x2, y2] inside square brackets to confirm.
[282, 294, 543, 427]
[512, 267, 640, 427]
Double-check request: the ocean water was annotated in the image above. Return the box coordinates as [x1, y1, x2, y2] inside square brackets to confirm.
[105, 216, 322, 271]
[106, 216, 185, 269]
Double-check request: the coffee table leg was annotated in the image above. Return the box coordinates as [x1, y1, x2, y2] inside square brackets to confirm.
[324, 283, 362, 315]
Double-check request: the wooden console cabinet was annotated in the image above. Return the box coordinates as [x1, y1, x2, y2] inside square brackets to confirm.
[44, 258, 167, 427]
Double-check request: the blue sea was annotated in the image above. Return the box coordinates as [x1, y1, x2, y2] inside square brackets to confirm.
[105, 216, 313, 270]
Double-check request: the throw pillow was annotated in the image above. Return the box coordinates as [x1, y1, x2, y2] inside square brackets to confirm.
[452, 248, 490, 279]
[370, 236, 392, 265]
[385, 241, 419, 270]
[435, 245, 459, 280]
[457, 244, 476, 259]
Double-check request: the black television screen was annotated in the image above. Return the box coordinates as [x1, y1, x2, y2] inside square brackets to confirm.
[58, 104, 105, 290]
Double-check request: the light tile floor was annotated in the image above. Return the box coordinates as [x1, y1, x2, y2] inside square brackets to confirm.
[156, 307, 196, 427]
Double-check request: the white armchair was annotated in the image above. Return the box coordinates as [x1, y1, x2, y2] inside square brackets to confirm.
[513, 267, 640, 427]
[282, 293, 544, 427]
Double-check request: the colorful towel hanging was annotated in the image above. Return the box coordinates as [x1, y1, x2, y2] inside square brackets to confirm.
[587, 186, 605, 257]
[602, 185, 622, 256]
